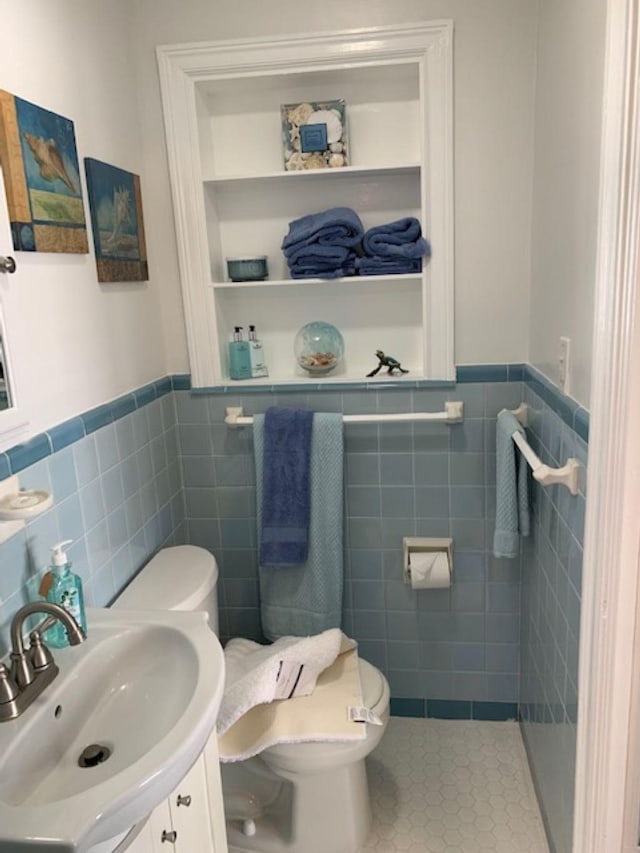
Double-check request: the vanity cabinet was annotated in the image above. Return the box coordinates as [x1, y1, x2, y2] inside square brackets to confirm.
[123, 736, 228, 853]
[157, 23, 454, 387]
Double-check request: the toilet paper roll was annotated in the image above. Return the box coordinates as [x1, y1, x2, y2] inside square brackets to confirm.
[408, 551, 451, 589]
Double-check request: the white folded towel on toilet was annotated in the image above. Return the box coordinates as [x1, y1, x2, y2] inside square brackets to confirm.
[217, 628, 354, 737]
[217, 629, 366, 762]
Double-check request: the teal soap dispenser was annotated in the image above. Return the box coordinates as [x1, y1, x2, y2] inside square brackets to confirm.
[228, 326, 252, 380]
[44, 540, 87, 648]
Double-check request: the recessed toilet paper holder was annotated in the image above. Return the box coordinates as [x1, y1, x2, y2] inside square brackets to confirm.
[402, 537, 453, 586]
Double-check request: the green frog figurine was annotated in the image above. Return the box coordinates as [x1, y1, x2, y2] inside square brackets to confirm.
[366, 350, 409, 377]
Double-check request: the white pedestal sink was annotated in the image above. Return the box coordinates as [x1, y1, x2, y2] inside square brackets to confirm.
[0, 607, 225, 851]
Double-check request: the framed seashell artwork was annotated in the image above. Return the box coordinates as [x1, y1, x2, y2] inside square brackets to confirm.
[281, 99, 348, 171]
[0, 90, 88, 253]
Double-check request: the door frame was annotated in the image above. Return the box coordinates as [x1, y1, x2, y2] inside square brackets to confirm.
[573, 0, 640, 849]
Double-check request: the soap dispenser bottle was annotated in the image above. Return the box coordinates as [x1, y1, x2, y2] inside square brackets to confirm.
[44, 540, 87, 648]
[248, 325, 269, 378]
[228, 326, 252, 380]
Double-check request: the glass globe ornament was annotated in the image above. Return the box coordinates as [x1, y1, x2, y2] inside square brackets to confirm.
[294, 321, 344, 376]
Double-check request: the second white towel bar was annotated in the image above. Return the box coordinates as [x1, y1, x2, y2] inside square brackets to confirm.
[510, 404, 580, 495]
[225, 401, 464, 427]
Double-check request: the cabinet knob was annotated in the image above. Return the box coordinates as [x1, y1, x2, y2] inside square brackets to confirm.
[176, 793, 192, 807]
[161, 829, 177, 844]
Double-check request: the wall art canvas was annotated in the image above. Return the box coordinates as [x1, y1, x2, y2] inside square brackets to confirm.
[281, 99, 348, 171]
[0, 91, 88, 253]
[84, 158, 148, 283]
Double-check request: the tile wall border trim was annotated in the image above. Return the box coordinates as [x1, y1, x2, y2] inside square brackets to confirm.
[524, 364, 589, 442]
[0, 376, 180, 481]
[0, 364, 589, 482]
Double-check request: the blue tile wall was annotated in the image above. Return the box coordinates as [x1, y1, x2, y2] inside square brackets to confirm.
[0, 383, 186, 656]
[175, 365, 588, 853]
[0, 364, 587, 853]
[177, 379, 526, 705]
[519, 378, 588, 853]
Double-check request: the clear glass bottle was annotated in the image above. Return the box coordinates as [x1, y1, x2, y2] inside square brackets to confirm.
[248, 325, 269, 378]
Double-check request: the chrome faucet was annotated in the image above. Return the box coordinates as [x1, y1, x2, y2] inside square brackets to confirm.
[0, 602, 85, 722]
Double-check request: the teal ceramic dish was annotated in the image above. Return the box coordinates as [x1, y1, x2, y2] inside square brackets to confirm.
[226, 256, 268, 282]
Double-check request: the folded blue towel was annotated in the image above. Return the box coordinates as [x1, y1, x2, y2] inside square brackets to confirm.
[356, 256, 422, 276]
[290, 262, 356, 280]
[254, 413, 345, 639]
[286, 242, 352, 267]
[286, 244, 357, 279]
[362, 217, 431, 259]
[260, 407, 314, 566]
[282, 207, 364, 252]
[493, 409, 530, 559]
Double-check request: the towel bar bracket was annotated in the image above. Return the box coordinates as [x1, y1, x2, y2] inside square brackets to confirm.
[533, 458, 580, 495]
[511, 403, 529, 426]
[226, 406, 245, 426]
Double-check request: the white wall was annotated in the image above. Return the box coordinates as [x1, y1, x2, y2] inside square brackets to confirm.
[529, 0, 606, 407]
[0, 0, 168, 446]
[0, 0, 603, 440]
[130, 0, 539, 372]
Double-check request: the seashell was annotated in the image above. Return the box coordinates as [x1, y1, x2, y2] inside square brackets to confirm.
[306, 109, 342, 144]
[329, 153, 345, 168]
[285, 152, 306, 171]
[330, 142, 343, 153]
[23, 132, 78, 194]
[287, 103, 314, 126]
[304, 153, 327, 170]
[301, 152, 312, 160]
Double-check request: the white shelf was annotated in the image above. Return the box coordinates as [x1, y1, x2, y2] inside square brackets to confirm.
[211, 273, 423, 290]
[215, 370, 423, 387]
[203, 163, 421, 186]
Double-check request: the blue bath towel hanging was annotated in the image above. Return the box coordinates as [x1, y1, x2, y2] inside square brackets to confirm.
[259, 407, 314, 566]
[493, 409, 530, 558]
[254, 412, 344, 640]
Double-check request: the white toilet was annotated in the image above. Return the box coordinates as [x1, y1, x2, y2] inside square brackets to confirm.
[113, 545, 390, 853]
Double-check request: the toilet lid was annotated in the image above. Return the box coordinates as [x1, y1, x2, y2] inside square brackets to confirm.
[113, 545, 218, 611]
[359, 658, 385, 709]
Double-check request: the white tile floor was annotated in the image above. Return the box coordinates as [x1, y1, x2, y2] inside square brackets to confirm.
[360, 717, 549, 853]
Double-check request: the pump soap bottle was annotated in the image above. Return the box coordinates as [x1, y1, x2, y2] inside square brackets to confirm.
[228, 326, 252, 380]
[44, 540, 87, 648]
[248, 325, 269, 378]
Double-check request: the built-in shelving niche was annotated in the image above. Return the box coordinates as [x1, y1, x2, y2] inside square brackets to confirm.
[157, 23, 454, 386]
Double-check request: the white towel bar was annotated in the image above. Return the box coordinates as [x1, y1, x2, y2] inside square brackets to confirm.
[509, 404, 580, 495]
[225, 401, 464, 427]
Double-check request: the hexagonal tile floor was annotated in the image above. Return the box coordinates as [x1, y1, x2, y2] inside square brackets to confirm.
[359, 717, 549, 853]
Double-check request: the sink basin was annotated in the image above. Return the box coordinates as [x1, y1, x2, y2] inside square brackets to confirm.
[0, 607, 225, 851]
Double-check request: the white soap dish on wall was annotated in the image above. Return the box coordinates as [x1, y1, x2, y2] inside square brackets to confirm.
[0, 476, 53, 544]
[0, 489, 53, 520]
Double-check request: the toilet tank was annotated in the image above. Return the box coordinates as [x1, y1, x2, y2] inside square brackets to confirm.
[112, 545, 219, 635]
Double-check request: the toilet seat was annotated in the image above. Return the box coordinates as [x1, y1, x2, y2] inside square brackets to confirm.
[358, 658, 386, 709]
